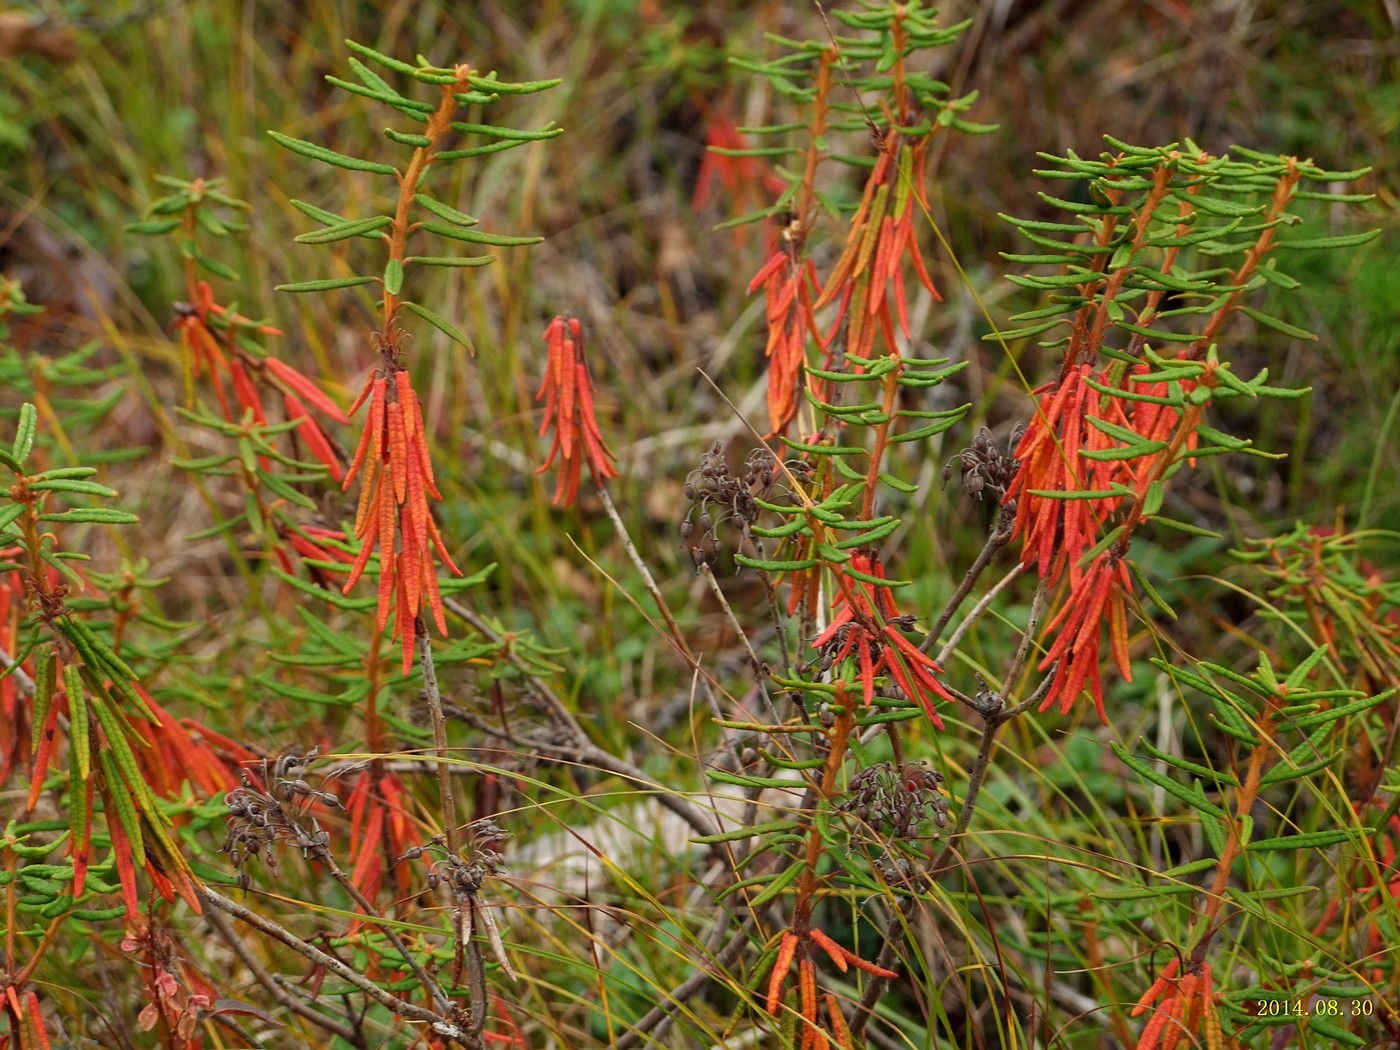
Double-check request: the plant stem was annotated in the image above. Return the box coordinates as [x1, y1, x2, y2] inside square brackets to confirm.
[318, 843, 452, 1013]
[595, 482, 694, 662]
[204, 905, 363, 1045]
[199, 887, 477, 1047]
[919, 510, 1014, 654]
[417, 616, 459, 859]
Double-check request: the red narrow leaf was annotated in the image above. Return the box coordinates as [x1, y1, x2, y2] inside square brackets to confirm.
[228, 358, 268, 425]
[396, 565, 414, 675]
[343, 400, 377, 491]
[348, 797, 385, 900]
[109, 817, 141, 916]
[342, 501, 381, 592]
[536, 315, 618, 506]
[808, 929, 848, 973]
[376, 476, 397, 632]
[399, 517, 421, 623]
[26, 701, 59, 810]
[421, 548, 446, 635]
[263, 355, 348, 424]
[748, 249, 789, 294]
[348, 373, 375, 417]
[388, 401, 408, 506]
[24, 990, 52, 1050]
[766, 931, 799, 1014]
[798, 957, 818, 1039]
[394, 369, 417, 444]
[284, 393, 344, 481]
[425, 514, 463, 578]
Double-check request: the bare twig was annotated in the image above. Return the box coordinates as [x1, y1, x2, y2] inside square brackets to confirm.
[204, 903, 363, 1045]
[315, 842, 452, 1014]
[596, 482, 695, 661]
[919, 511, 1015, 654]
[417, 616, 460, 859]
[848, 586, 1055, 1039]
[935, 562, 1026, 668]
[443, 595, 590, 740]
[198, 887, 477, 1047]
[454, 709, 721, 839]
[699, 563, 777, 720]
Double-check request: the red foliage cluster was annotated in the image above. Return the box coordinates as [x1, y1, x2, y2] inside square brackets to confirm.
[171, 279, 347, 478]
[1004, 360, 1208, 719]
[343, 365, 463, 674]
[535, 315, 618, 506]
[765, 926, 896, 1049]
[1131, 958, 1218, 1050]
[812, 131, 940, 365]
[812, 552, 951, 727]
[748, 245, 821, 437]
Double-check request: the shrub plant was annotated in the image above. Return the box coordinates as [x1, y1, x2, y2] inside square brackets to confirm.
[1, 4, 1394, 1049]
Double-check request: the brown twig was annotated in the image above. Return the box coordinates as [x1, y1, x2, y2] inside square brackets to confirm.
[204, 903, 363, 1045]
[417, 616, 460, 859]
[198, 887, 477, 1047]
[919, 509, 1015, 654]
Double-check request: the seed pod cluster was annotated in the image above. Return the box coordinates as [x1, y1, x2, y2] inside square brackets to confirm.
[944, 424, 1024, 501]
[679, 443, 807, 569]
[838, 760, 949, 842]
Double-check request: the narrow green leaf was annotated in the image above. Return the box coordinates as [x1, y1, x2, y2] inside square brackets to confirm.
[294, 216, 393, 244]
[40, 509, 139, 525]
[418, 222, 542, 247]
[692, 821, 797, 845]
[383, 258, 404, 296]
[747, 860, 804, 906]
[450, 121, 562, 141]
[1306, 1019, 1366, 1047]
[414, 194, 479, 227]
[733, 553, 818, 572]
[833, 517, 900, 548]
[63, 615, 138, 681]
[26, 480, 118, 497]
[706, 770, 807, 790]
[749, 518, 809, 539]
[405, 255, 496, 268]
[1237, 306, 1317, 341]
[0, 503, 25, 532]
[276, 276, 378, 294]
[1274, 229, 1380, 250]
[1289, 688, 1392, 730]
[463, 74, 562, 96]
[1149, 516, 1223, 538]
[1247, 828, 1366, 852]
[401, 301, 475, 354]
[1110, 741, 1228, 818]
[841, 562, 910, 587]
[879, 471, 919, 494]
[197, 255, 239, 280]
[12, 403, 37, 465]
[1139, 738, 1239, 785]
[64, 663, 90, 780]
[125, 218, 183, 236]
[435, 140, 534, 160]
[267, 131, 398, 175]
[344, 39, 420, 76]
[384, 128, 432, 147]
[1114, 321, 1199, 343]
